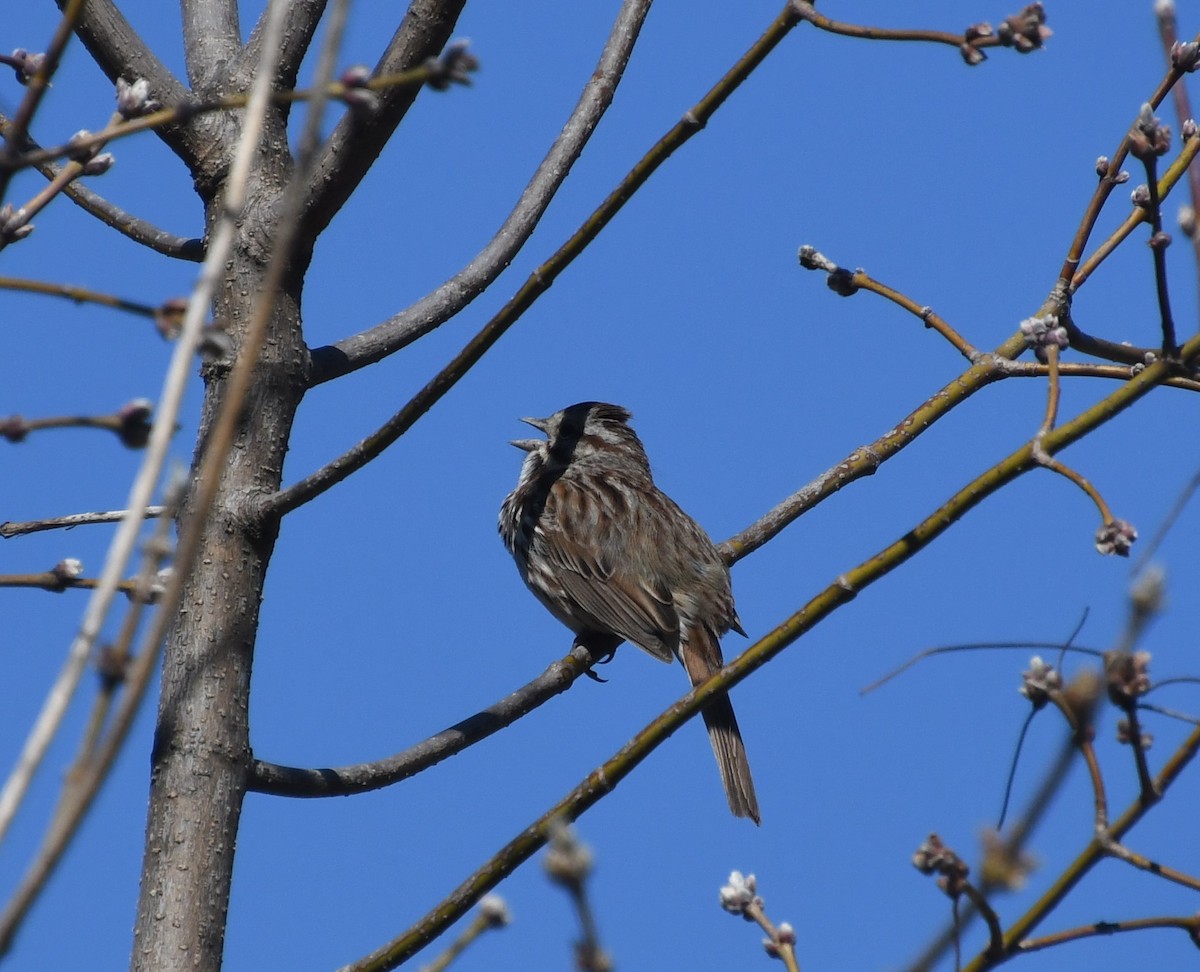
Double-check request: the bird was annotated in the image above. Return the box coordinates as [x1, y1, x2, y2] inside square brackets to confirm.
[498, 401, 760, 823]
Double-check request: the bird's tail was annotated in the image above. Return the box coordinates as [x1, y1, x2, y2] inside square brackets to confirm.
[681, 631, 761, 825]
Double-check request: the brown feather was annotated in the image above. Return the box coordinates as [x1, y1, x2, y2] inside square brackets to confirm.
[679, 624, 760, 824]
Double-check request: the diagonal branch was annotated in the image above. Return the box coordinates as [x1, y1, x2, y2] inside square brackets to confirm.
[1056, 52, 1192, 288]
[0, 117, 202, 259]
[53, 173, 203, 260]
[309, 0, 654, 384]
[720, 334, 1017, 564]
[1, 508, 166, 540]
[249, 643, 608, 797]
[0, 476, 181, 957]
[299, 0, 467, 243]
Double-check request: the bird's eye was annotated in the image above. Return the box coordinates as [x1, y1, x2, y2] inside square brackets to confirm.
[559, 419, 579, 439]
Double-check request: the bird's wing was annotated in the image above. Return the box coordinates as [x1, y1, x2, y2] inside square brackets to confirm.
[536, 481, 678, 663]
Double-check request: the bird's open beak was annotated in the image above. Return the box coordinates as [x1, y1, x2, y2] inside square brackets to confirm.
[510, 416, 549, 450]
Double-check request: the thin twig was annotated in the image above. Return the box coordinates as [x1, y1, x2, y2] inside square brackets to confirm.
[1057, 57, 1189, 287]
[860, 641, 1104, 697]
[1118, 705, 1159, 802]
[2, 66, 450, 175]
[959, 883, 1004, 962]
[0, 274, 160, 317]
[795, 249, 979, 360]
[997, 358, 1200, 391]
[0, 508, 165, 540]
[1016, 914, 1200, 955]
[1030, 452, 1117, 529]
[1071, 127, 1200, 294]
[1104, 840, 1200, 892]
[1154, 2, 1200, 304]
[1138, 151, 1179, 355]
[0, 574, 145, 597]
[795, 2, 1004, 53]
[1050, 690, 1108, 830]
[906, 714, 1092, 971]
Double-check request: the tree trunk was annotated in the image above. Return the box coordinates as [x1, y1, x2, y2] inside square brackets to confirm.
[129, 202, 309, 970]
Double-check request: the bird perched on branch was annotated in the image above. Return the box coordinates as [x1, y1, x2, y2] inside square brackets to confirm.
[499, 402, 759, 824]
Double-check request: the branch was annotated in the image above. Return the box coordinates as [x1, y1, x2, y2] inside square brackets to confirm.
[1057, 45, 1195, 288]
[240, 0, 329, 99]
[1154, 4, 1200, 312]
[266, 0, 808, 519]
[794, 1, 1046, 62]
[797, 247, 981, 358]
[0, 275, 170, 319]
[250, 643, 607, 797]
[3, 69, 445, 177]
[57, 175, 202, 260]
[1105, 839, 1200, 892]
[0, 400, 154, 449]
[0, 508, 165, 540]
[1017, 914, 1200, 955]
[720, 341, 1013, 565]
[733, 110, 1200, 566]
[309, 0, 654, 384]
[0, 117, 203, 259]
[181, 0, 242, 90]
[905, 717, 1088, 971]
[299, 0, 467, 242]
[996, 358, 1200, 392]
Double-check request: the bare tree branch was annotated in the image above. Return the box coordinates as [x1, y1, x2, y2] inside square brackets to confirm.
[0, 508, 165, 540]
[240, 0, 330, 97]
[181, 0, 242, 90]
[0, 118, 202, 259]
[298, 0, 466, 243]
[309, 0, 654, 384]
[57, 174, 203, 260]
[250, 643, 607, 797]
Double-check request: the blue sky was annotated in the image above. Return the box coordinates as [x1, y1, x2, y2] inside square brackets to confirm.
[2, 2, 1199, 969]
